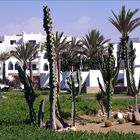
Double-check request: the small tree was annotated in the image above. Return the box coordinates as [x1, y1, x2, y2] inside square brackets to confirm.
[67, 70, 82, 127]
[0, 52, 10, 84]
[11, 42, 41, 81]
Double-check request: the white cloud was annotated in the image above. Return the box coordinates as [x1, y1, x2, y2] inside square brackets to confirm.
[0, 17, 45, 35]
[71, 16, 92, 29]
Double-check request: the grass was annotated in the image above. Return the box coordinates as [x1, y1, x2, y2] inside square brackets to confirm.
[0, 90, 139, 139]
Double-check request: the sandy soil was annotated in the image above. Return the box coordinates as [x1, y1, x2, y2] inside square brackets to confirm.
[76, 115, 140, 134]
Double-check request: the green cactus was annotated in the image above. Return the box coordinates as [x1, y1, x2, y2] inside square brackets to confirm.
[97, 43, 122, 119]
[121, 35, 134, 95]
[38, 99, 45, 128]
[17, 65, 36, 125]
[67, 70, 82, 127]
[128, 41, 140, 111]
[76, 70, 82, 95]
[43, 5, 57, 129]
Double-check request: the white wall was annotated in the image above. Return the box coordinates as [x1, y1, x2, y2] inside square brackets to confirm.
[89, 70, 104, 87]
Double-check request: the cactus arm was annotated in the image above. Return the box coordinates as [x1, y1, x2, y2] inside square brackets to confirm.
[76, 70, 82, 95]
[97, 77, 105, 94]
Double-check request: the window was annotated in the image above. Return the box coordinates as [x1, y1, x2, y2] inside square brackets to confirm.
[8, 62, 13, 70]
[43, 63, 48, 71]
[29, 40, 36, 45]
[43, 52, 48, 59]
[15, 62, 19, 70]
[10, 40, 16, 45]
[32, 64, 37, 70]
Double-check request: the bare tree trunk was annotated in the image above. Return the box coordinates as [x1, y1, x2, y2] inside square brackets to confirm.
[2, 62, 6, 84]
[134, 94, 139, 112]
[29, 61, 33, 81]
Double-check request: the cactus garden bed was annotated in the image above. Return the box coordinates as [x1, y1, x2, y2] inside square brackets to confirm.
[0, 91, 140, 139]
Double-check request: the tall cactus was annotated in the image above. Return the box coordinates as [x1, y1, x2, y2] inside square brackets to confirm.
[43, 5, 57, 129]
[121, 35, 134, 95]
[67, 70, 82, 126]
[127, 41, 140, 111]
[98, 43, 122, 119]
[17, 66, 36, 125]
[38, 99, 45, 128]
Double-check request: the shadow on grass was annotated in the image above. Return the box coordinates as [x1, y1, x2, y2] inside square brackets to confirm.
[61, 112, 71, 119]
[0, 119, 31, 126]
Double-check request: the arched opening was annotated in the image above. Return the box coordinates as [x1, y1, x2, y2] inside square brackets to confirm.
[8, 62, 13, 70]
[15, 62, 19, 70]
[43, 63, 48, 71]
[43, 52, 48, 59]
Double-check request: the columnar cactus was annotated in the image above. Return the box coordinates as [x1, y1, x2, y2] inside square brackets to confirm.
[17, 66, 36, 125]
[76, 70, 82, 95]
[38, 99, 45, 128]
[43, 5, 57, 129]
[121, 35, 134, 95]
[98, 43, 122, 119]
[67, 70, 82, 126]
[127, 41, 140, 111]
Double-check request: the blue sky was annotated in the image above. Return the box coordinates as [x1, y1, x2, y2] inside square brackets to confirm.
[0, 1, 140, 42]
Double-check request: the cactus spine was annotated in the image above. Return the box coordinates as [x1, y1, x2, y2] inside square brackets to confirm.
[67, 70, 82, 126]
[43, 5, 57, 129]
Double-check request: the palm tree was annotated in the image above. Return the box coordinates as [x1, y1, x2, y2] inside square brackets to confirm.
[63, 37, 82, 72]
[81, 29, 110, 72]
[0, 52, 10, 84]
[109, 5, 140, 96]
[52, 31, 68, 93]
[11, 42, 41, 81]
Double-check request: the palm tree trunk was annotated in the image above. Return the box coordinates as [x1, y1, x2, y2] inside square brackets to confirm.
[29, 61, 33, 81]
[23, 62, 27, 74]
[134, 94, 139, 112]
[2, 61, 6, 84]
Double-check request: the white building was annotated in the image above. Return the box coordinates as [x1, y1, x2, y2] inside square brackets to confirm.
[0, 32, 49, 88]
[0, 32, 140, 93]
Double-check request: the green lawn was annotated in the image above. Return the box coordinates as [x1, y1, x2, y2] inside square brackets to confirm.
[0, 90, 139, 139]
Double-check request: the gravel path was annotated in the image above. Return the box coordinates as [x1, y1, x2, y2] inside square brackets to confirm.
[76, 115, 140, 134]
[77, 122, 140, 134]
